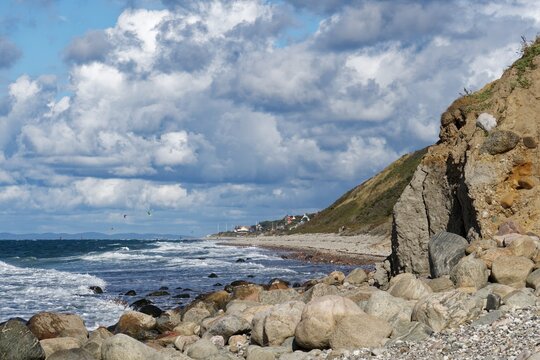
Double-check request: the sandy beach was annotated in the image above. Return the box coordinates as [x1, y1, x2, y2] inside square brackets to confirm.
[213, 233, 391, 265]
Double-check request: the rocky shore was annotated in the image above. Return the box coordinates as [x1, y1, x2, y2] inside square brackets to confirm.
[2, 222, 540, 360]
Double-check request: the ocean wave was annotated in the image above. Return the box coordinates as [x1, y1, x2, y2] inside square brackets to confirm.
[80, 251, 161, 262]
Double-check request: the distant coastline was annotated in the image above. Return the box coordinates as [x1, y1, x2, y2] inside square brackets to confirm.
[0, 232, 190, 240]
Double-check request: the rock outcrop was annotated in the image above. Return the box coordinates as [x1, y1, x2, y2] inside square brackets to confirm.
[391, 38, 540, 275]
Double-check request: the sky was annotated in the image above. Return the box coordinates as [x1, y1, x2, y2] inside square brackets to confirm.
[0, 0, 539, 236]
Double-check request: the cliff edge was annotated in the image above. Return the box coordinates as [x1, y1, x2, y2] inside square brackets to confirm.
[391, 38, 540, 275]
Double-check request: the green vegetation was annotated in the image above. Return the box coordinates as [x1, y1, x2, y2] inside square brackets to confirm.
[291, 147, 428, 235]
[513, 36, 540, 88]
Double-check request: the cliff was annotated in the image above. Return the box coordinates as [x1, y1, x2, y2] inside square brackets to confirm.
[390, 38, 540, 275]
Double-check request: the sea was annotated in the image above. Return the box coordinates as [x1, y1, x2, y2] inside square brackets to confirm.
[0, 238, 357, 329]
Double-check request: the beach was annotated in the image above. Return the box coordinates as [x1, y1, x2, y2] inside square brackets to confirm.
[215, 233, 391, 266]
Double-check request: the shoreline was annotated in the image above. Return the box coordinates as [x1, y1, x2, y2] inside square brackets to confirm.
[212, 233, 391, 266]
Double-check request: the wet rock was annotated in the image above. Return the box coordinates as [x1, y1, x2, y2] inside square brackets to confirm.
[124, 290, 136, 296]
[129, 298, 153, 311]
[89, 286, 103, 294]
[27, 312, 88, 342]
[0, 319, 46, 360]
[480, 129, 520, 155]
[208, 273, 219, 278]
[138, 304, 163, 317]
[213, 283, 223, 287]
[267, 278, 290, 290]
[116, 311, 157, 338]
[235, 258, 246, 263]
[147, 290, 170, 297]
[174, 293, 191, 299]
[491, 256, 534, 287]
[428, 232, 468, 278]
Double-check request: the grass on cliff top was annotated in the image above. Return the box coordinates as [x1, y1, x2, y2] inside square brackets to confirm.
[291, 147, 428, 235]
[512, 36, 540, 88]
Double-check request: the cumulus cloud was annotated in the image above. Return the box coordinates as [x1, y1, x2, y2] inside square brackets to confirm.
[63, 30, 113, 64]
[0, 36, 21, 69]
[0, 0, 537, 233]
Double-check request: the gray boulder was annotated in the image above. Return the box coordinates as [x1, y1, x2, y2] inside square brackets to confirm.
[387, 273, 432, 300]
[480, 130, 520, 155]
[302, 283, 338, 302]
[412, 290, 483, 332]
[259, 289, 301, 305]
[450, 254, 489, 289]
[364, 291, 414, 329]
[40, 337, 81, 358]
[344, 268, 368, 285]
[0, 319, 46, 360]
[501, 288, 537, 309]
[428, 232, 468, 278]
[251, 301, 304, 346]
[101, 334, 162, 360]
[526, 268, 540, 289]
[202, 315, 251, 342]
[47, 348, 94, 360]
[186, 339, 219, 360]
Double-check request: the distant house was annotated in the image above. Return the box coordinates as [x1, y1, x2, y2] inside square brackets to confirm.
[301, 213, 310, 222]
[234, 225, 250, 234]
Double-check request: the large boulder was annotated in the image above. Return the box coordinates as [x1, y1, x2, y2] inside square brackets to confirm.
[428, 232, 468, 278]
[387, 273, 432, 300]
[294, 295, 391, 350]
[344, 268, 368, 285]
[364, 290, 414, 329]
[40, 337, 81, 358]
[491, 256, 534, 288]
[450, 254, 489, 289]
[203, 315, 251, 342]
[0, 319, 46, 360]
[27, 312, 88, 342]
[101, 334, 162, 360]
[302, 283, 339, 302]
[502, 288, 538, 309]
[251, 301, 304, 346]
[47, 348, 94, 360]
[116, 311, 157, 338]
[185, 339, 219, 360]
[526, 268, 540, 290]
[156, 309, 182, 332]
[506, 236, 538, 259]
[412, 290, 484, 332]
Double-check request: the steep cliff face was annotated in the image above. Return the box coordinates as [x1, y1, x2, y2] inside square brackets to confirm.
[391, 39, 540, 275]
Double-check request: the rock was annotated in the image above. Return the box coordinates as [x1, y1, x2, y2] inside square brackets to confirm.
[428, 232, 469, 278]
[238, 304, 273, 324]
[259, 289, 300, 305]
[475, 112, 497, 131]
[82, 340, 102, 360]
[321, 271, 345, 286]
[364, 290, 414, 328]
[479, 248, 513, 269]
[230, 284, 262, 302]
[101, 334, 162, 360]
[116, 311, 157, 338]
[472, 310, 503, 327]
[267, 278, 290, 290]
[387, 273, 432, 300]
[486, 293, 501, 311]
[425, 277, 454, 292]
[302, 283, 339, 302]
[209, 335, 225, 347]
[294, 295, 391, 350]
[502, 288, 537, 309]
[173, 322, 201, 336]
[500, 192, 516, 209]
[412, 290, 484, 332]
[203, 315, 251, 342]
[0, 319, 46, 360]
[251, 301, 304, 346]
[138, 305, 163, 317]
[173, 335, 200, 352]
[125, 290, 137, 296]
[518, 176, 537, 189]
[147, 290, 170, 297]
[507, 236, 538, 258]
[185, 339, 219, 360]
[497, 220, 526, 235]
[526, 268, 540, 289]
[208, 273, 219, 278]
[89, 327, 113, 342]
[480, 129, 520, 155]
[40, 337, 81, 358]
[465, 239, 497, 254]
[450, 254, 489, 289]
[27, 312, 88, 342]
[523, 136, 538, 149]
[344, 268, 368, 285]
[245, 346, 277, 360]
[389, 321, 433, 343]
[89, 286, 103, 294]
[372, 260, 391, 289]
[342, 285, 380, 304]
[329, 312, 392, 349]
[491, 256, 534, 287]
[182, 303, 212, 324]
[228, 334, 248, 353]
[47, 348, 94, 360]
[156, 310, 182, 332]
[130, 298, 153, 311]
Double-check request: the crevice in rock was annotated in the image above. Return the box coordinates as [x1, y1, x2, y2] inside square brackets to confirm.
[420, 168, 432, 236]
